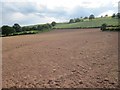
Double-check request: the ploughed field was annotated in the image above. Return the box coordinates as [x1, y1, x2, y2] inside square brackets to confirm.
[2, 29, 118, 88]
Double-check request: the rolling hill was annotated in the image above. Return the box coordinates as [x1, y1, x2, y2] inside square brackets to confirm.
[54, 17, 118, 29]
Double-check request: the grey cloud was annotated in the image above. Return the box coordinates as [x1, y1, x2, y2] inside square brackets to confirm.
[2, 2, 68, 19]
[2, 2, 38, 15]
[1, 1, 118, 26]
[34, 6, 68, 19]
[69, 4, 117, 18]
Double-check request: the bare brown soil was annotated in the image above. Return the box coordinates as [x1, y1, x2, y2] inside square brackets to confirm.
[2, 29, 118, 88]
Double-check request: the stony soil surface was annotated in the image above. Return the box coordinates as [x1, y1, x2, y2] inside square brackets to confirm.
[2, 29, 118, 88]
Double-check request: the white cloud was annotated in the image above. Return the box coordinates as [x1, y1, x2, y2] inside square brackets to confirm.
[1, 0, 119, 26]
[98, 10, 115, 17]
[11, 12, 25, 21]
[2, 0, 119, 9]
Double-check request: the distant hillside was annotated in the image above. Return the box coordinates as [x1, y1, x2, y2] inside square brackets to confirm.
[54, 17, 118, 29]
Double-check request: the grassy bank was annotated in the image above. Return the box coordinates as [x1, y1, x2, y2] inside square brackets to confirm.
[54, 17, 118, 29]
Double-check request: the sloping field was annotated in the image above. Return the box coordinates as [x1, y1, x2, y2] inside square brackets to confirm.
[2, 29, 118, 88]
[54, 17, 118, 29]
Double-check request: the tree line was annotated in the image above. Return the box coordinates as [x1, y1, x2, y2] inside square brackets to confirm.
[100, 13, 120, 31]
[69, 13, 120, 23]
[1, 13, 120, 36]
[111, 13, 120, 18]
[69, 14, 95, 23]
[0, 21, 56, 36]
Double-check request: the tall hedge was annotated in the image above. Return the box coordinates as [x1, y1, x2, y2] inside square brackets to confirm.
[101, 23, 107, 31]
[1, 25, 16, 36]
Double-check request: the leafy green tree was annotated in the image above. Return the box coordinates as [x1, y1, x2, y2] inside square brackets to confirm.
[31, 26, 37, 30]
[101, 23, 107, 31]
[117, 13, 120, 18]
[75, 18, 80, 22]
[112, 13, 116, 18]
[69, 19, 74, 23]
[13, 23, 22, 32]
[37, 25, 43, 31]
[105, 14, 108, 17]
[22, 26, 31, 31]
[42, 24, 48, 29]
[84, 17, 88, 19]
[89, 14, 95, 20]
[22, 27, 26, 31]
[37, 24, 52, 31]
[47, 23, 52, 29]
[43, 24, 52, 29]
[51, 21, 56, 26]
[1, 25, 15, 36]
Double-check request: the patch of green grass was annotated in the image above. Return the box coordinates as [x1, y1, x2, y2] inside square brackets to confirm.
[14, 29, 51, 35]
[54, 17, 118, 29]
[13, 30, 39, 35]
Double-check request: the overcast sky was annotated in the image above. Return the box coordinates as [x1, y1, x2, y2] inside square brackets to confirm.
[0, 0, 119, 26]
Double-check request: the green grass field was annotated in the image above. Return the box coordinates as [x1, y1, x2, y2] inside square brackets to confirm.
[54, 17, 118, 29]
